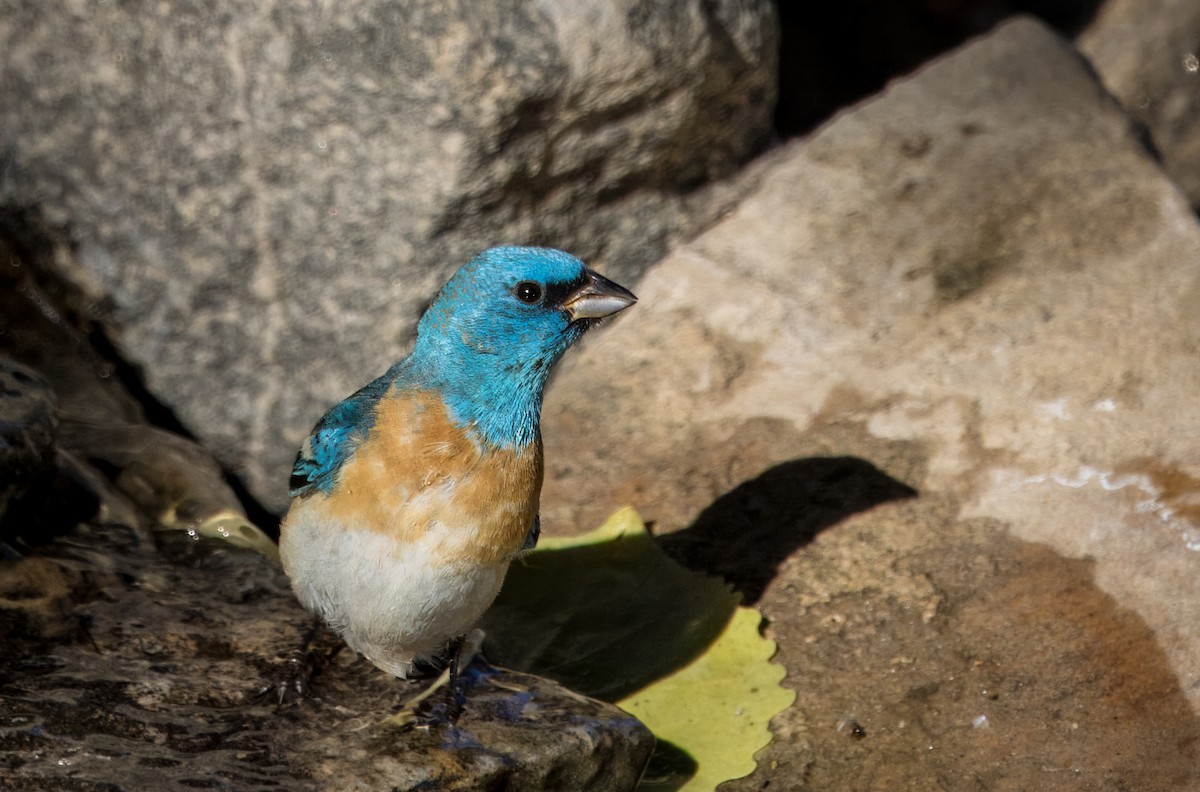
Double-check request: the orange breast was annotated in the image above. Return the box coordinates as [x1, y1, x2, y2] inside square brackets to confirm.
[310, 388, 543, 566]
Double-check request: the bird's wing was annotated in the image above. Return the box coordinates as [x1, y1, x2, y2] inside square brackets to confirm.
[520, 514, 541, 552]
[289, 376, 392, 497]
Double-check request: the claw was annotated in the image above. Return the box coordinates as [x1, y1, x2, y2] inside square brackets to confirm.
[257, 617, 338, 709]
[380, 629, 485, 730]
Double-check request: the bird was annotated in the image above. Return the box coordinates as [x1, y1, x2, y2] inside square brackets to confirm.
[278, 246, 636, 687]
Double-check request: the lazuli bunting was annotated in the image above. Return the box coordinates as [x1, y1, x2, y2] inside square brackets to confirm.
[279, 246, 636, 681]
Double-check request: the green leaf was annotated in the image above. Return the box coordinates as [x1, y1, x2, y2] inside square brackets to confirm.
[620, 606, 794, 791]
[482, 507, 795, 791]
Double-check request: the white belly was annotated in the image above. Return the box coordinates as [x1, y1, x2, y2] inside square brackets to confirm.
[279, 504, 509, 678]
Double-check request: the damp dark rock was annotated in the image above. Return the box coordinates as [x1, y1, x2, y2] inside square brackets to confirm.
[0, 528, 654, 791]
[0, 358, 57, 536]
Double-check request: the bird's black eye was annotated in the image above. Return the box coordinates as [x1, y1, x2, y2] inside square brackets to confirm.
[514, 281, 543, 304]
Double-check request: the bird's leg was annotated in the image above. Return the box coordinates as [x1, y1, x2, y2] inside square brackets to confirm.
[440, 633, 469, 721]
[377, 665, 449, 731]
[382, 630, 484, 730]
[419, 630, 485, 725]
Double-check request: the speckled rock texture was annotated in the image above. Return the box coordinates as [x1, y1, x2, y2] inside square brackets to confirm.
[0, 0, 778, 510]
[0, 529, 654, 791]
[543, 17, 1200, 789]
[1079, 0, 1200, 210]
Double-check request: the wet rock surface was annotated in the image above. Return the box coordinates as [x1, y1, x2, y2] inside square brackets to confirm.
[0, 529, 653, 791]
[543, 16, 1200, 788]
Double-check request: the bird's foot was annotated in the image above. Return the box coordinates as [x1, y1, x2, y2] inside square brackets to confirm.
[380, 629, 484, 730]
[262, 648, 314, 708]
[258, 617, 341, 709]
[378, 665, 453, 731]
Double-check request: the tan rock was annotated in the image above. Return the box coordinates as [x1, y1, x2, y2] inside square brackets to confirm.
[545, 16, 1200, 786]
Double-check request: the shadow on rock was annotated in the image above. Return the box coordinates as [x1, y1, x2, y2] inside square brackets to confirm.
[483, 510, 740, 703]
[659, 456, 917, 604]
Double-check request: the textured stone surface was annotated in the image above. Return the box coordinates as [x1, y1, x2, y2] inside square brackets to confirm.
[0, 243, 272, 556]
[773, 1, 1100, 136]
[0, 528, 653, 791]
[1079, 0, 1200, 209]
[0, 0, 777, 509]
[542, 17, 1200, 788]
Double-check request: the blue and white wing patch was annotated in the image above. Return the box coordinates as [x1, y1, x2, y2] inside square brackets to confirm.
[288, 376, 391, 497]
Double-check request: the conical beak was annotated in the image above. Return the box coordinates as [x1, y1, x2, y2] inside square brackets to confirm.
[564, 270, 638, 322]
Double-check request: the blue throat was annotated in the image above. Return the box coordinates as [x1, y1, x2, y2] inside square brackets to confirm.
[403, 332, 570, 450]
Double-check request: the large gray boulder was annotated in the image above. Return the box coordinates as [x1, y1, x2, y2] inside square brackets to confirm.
[0, 0, 777, 509]
[544, 16, 1200, 788]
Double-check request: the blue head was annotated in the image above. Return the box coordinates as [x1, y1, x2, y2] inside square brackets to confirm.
[407, 246, 636, 448]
